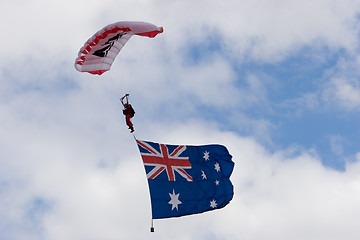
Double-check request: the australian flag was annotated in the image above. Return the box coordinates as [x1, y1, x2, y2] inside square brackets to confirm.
[136, 139, 234, 219]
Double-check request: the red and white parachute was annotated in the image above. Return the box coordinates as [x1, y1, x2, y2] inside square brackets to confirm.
[75, 21, 163, 75]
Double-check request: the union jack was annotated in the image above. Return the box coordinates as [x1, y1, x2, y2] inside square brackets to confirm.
[137, 140, 193, 182]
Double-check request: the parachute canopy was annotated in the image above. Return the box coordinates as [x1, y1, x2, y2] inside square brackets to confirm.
[75, 21, 163, 75]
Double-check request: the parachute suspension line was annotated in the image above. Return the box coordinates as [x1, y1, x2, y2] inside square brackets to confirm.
[120, 93, 129, 106]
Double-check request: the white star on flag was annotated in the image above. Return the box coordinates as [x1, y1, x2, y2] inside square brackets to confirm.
[214, 162, 221, 172]
[168, 189, 182, 211]
[215, 180, 220, 185]
[201, 170, 207, 179]
[203, 151, 210, 161]
[210, 199, 217, 208]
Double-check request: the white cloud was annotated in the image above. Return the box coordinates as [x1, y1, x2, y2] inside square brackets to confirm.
[321, 56, 360, 111]
[324, 77, 360, 110]
[2, 0, 359, 64]
[1, 0, 360, 239]
[177, 56, 240, 107]
[151, 0, 360, 62]
[276, 55, 360, 114]
[277, 92, 320, 118]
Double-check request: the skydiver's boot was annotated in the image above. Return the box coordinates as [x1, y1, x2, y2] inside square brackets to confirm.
[130, 126, 134, 133]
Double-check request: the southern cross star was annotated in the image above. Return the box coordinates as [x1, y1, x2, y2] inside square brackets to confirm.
[201, 170, 207, 179]
[210, 199, 217, 208]
[214, 162, 221, 172]
[203, 151, 210, 161]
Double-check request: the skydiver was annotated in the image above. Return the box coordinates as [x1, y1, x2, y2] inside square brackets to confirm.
[120, 94, 135, 133]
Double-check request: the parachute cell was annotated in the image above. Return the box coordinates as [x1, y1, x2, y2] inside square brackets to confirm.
[75, 21, 163, 75]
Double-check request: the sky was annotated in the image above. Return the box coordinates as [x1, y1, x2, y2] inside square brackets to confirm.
[1, 0, 360, 239]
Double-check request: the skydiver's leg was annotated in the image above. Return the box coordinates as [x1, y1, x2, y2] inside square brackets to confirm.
[126, 115, 133, 128]
[126, 116, 134, 133]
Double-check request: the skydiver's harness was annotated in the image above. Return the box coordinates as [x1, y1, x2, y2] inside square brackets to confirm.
[121, 94, 135, 117]
[123, 105, 135, 117]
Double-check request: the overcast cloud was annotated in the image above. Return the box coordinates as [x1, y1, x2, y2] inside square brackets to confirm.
[1, 0, 360, 239]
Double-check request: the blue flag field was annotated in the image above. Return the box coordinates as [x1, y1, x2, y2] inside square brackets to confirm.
[136, 139, 234, 219]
